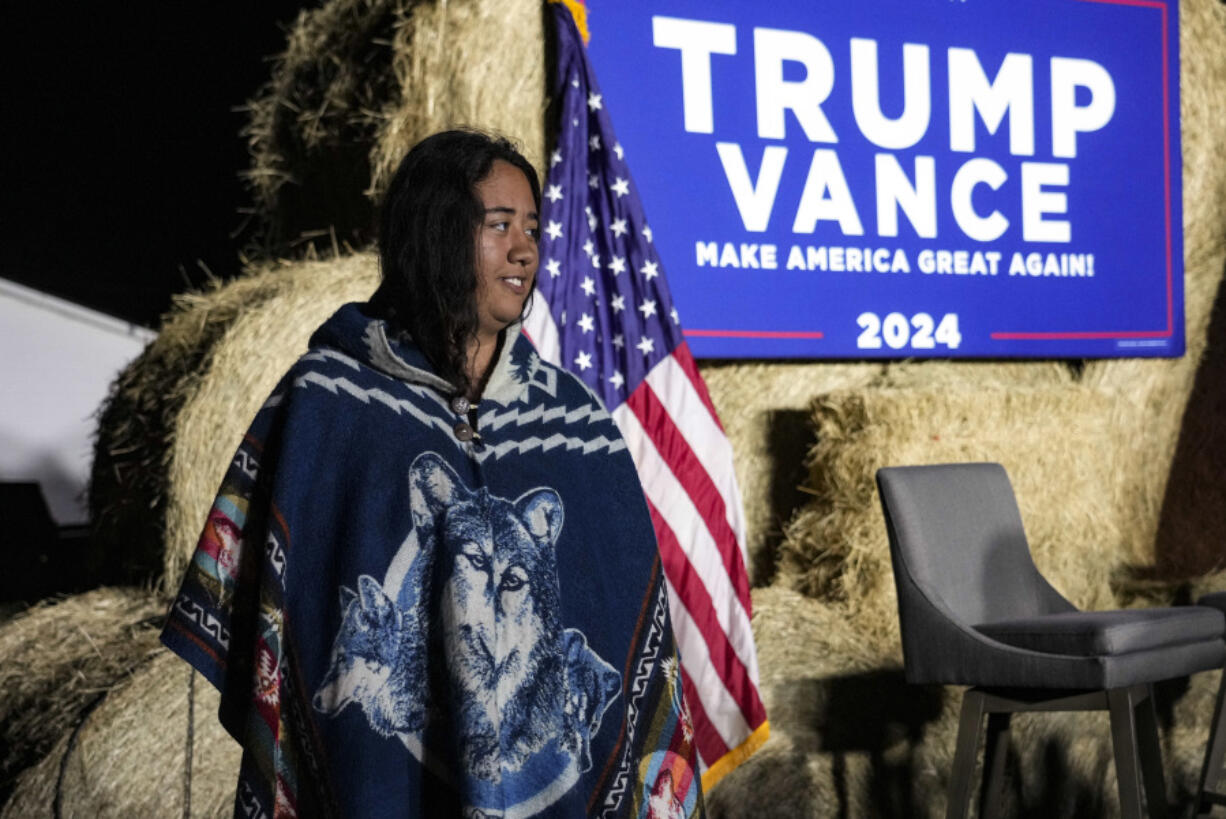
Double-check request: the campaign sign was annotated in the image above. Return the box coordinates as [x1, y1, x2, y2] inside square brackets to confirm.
[585, 0, 1183, 358]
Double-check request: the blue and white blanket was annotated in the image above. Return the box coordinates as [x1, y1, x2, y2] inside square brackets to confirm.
[161, 302, 703, 818]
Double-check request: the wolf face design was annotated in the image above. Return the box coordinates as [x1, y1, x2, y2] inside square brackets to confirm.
[313, 451, 621, 813]
[436, 474, 566, 778]
[312, 574, 427, 737]
[560, 629, 622, 771]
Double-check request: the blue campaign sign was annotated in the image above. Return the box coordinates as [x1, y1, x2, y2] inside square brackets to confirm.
[585, 0, 1183, 358]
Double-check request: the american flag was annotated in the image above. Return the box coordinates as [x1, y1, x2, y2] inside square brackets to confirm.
[523, 0, 769, 789]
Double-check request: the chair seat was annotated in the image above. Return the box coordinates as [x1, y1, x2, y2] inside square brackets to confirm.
[1198, 592, 1226, 613]
[974, 607, 1225, 657]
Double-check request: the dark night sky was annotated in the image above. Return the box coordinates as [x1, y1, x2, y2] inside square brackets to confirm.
[3, 3, 307, 328]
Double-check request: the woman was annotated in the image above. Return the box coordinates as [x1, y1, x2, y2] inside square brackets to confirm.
[162, 130, 704, 818]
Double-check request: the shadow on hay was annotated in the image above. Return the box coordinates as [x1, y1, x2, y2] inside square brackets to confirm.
[753, 409, 817, 586]
[1004, 737, 1109, 819]
[1151, 256, 1226, 581]
[815, 670, 945, 818]
[996, 675, 1197, 819]
[708, 669, 946, 818]
[242, 0, 403, 257]
[768, 671, 1196, 818]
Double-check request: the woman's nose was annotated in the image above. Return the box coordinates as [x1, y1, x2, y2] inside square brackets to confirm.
[510, 230, 538, 266]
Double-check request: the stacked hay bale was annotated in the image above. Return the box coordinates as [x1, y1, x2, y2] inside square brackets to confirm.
[7, 245, 382, 819]
[243, 0, 545, 253]
[778, 385, 1128, 647]
[2, 652, 240, 819]
[158, 255, 380, 589]
[703, 359, 1079, 583]
[0, 589, 164, 803]
[8, 0, 1224, 816]
[91, 271, 306, 583]
[241, 0, 403, 253]
[1076, 0, 1226, 580]
[722, 382, 1226, 816]
[90, 255, 380, 592]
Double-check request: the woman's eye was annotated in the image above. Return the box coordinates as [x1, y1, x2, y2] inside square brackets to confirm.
[526, 226, 539, 239]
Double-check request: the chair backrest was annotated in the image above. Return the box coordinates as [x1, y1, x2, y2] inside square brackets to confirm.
[876, 463, 1074, 629]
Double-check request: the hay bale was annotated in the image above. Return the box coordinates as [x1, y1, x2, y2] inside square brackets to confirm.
[242, 0, 404, 251]
[90, 273, 295, 583]
[243, 0, 544, 251]
[0, 588, 164, 800]
[706, 586, 908, 818]
[1151, 295, 1226, 579]
[2, 651, 240, 819]
[1147, 0, 1226, 578]
[90, 256, 379, 591]
[698, 360, 1077, 585]
[159, 254, 380, 591]
[697, 362, 882, 585]
[370, 0, 546, 196]
[705, 586, 1215, 819]
[1170, 0, 1226, 364]
[776, 385, 1129, 653]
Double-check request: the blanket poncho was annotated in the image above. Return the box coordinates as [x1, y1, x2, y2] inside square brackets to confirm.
[161, 302, 703, 818]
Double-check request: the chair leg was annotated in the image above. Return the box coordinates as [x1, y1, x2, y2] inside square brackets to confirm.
[948, 689, 987, 819]
[1135, 685, 1169, 819]
[978, 712, 1012, 819]
[1198, 669, 1226, 817]
[1109, 687, 1145, 819]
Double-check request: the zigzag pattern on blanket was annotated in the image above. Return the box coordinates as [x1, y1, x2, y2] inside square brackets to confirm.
[291, 366, 626, 459]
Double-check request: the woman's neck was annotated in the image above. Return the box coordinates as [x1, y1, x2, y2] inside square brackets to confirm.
[465, 330, 503, 400]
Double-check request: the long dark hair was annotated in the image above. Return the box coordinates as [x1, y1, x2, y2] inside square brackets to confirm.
[369, 129, 542, 395]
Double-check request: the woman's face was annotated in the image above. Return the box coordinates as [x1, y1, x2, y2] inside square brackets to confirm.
[473, 160, 539, 344]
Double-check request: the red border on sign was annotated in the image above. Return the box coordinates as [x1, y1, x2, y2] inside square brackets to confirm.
[991, 0, 1173, 341]
[685, 329, 825, 339]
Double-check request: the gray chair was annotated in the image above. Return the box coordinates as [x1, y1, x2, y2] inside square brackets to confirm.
[876, 463, 1226, 819]
[1196, 591, 1226, 815]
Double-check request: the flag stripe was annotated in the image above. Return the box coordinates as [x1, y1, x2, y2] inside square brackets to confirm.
[651, 345, 747, 550]
[656, 569, 746, 761]
[626, 382, 751, 616]
[614, 403, 763, 721]
[679, 661, 726, 771]
[669, 342, 725, 433]
[642, 355, 749, 558]
[613, 403, 758, 666]
[642, 348, 745, 546]
[648, 498, 762, 740]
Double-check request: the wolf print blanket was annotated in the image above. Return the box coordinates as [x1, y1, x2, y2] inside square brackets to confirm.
[161, 303, 703, 818]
